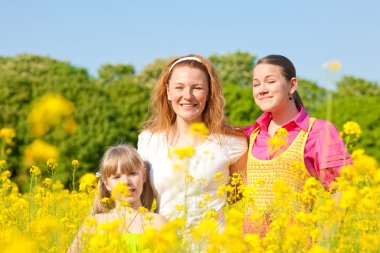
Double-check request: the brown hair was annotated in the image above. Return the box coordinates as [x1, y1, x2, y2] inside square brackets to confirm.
[256, 54, 303, 106]
[92, 144, 154, 214]
[141, 53, 242, 137]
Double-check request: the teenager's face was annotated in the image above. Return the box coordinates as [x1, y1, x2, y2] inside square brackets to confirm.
[167, 66, 209, 125]
[105, 166, 144, 208]
[252, 63, 296, 113]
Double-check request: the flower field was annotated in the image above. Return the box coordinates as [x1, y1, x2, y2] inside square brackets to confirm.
[1, 122, 380, 253]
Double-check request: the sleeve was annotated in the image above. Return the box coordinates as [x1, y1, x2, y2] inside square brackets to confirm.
[308, 120, 352, 189]
[227, 135, 248, 164]
[137, 131, 150, 161]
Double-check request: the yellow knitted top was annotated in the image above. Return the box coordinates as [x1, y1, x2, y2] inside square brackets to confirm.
[246, 118, 316, 211]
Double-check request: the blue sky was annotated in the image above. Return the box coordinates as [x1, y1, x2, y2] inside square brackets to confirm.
[1, 0, 379, 88]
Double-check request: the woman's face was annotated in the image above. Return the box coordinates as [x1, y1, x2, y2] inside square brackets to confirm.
[252, 63, 295, 113]
[167, 66, 209, 125]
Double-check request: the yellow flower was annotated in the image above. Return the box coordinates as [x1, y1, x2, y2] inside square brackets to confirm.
[323, 60, 342, 72]
[0, 159, 7, 167]
[110, 182, 131, 201]
[189, 122, 209, 139]
[23, 139, 59, 167]
[43, 178, 52, 186]
[175, 205, 185, 212]
[212, 172, 225, 184]
[360, 233, 380, 252]
[204, 209, 219, 220]
[79, 173, 98, 192]
[230, 172, 243, 186]
[339, 186, 359, 209]
[46, 158, 57, 168]
[171, 146, 195, 160]
[28, 93, 77, 137]
[276, 127, 288, 138]
[342, 121, 361, 139]
[267, 128, 288, 156]
[51, 179, 64, 191]
[1, 170, 11, 181]
[71, 159, 79, 168]
[185, 175, 194, 184]
[138, 206, 149, 214]
[0, 127, 16, 145]
[29, 165, 41, 176]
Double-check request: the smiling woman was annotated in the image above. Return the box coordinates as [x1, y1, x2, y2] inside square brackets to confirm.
[138, 54, 248, 230]
[244, 55, 353, 234]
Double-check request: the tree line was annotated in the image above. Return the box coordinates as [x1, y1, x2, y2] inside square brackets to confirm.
[1, 52, 379, 189]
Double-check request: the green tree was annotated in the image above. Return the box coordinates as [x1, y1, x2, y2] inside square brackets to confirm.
[98, 63, 135, 85]
[223, 83, 261, 127]
[105, 77, 151, 146]
[336, 76, 380, 97]
[0, 55, 122, 188]
[297, 78, 328, 114]
[313, 96, 380, 161]
[136, 57, 174, 87]
[209, 51, 256, 87]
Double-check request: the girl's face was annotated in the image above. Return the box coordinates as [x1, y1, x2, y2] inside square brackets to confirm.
[105, 166, 145, 209]
[167, 66, 209, 125]
[252, 63, 296, 113]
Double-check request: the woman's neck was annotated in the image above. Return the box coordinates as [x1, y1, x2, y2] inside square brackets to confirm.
[268, 103, 299, 135]
[168, 119, 205, 147]
[115, 201, 142, 211]
[271, 103, 299, 125]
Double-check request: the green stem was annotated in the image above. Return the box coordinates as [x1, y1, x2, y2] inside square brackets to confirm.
[72, 167, 77, 191]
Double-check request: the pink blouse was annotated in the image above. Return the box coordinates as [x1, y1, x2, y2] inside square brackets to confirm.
[244, 106, 352, 190]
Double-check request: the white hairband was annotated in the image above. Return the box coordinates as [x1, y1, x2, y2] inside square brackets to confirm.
[168, 56, 203, 74]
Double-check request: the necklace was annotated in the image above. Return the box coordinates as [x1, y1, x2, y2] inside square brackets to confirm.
[113, 207, 141, 233]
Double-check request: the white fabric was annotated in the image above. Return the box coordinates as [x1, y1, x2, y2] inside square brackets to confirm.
[137, 130, 247, 228]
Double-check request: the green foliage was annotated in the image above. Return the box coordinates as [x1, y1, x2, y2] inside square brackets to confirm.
[1, 52, 379, 190]
[223, 83, 261, 127]
[336, 75, 380, 97]
[105, 77, 151, 145]
[135, 57, 174, 87]
[98, 63, 135, 85]
[209, 51, 256, 87]
[312, 96, 380, 161]
[0, 55, 146, 189]
[297, 78, 328, 114]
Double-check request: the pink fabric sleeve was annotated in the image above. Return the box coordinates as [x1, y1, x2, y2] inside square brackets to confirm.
[305, 119, 352, 189]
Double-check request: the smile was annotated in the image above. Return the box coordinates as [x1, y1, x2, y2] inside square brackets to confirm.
[180, 104, 197, 108]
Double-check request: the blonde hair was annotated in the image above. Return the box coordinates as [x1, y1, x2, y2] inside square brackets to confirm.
[141, 53, 243, 137]
[92, 144, 154, 214]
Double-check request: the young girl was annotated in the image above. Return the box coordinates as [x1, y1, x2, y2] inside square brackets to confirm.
[67, 144, 167, 253]
[244, 55, 352, 233]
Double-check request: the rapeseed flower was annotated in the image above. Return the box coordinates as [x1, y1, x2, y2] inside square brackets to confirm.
[110, 182, 131, 201]
[342, 121, 361, 139]
[71, 159, 79, 168]
[28, 93, 76, 137]
[23, 139, 59, 167]
[189, 122, 209, 140]
[29, 165, 41, 177]
[0, 127, 16, 145]
[267, 127, 288, 156]
[170, 146, 195, 160]
[78, 173, 97, 192]
[323, 60, 342, 72]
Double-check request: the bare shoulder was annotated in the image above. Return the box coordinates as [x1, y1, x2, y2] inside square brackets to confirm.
[94, 212, 114, 223]
[148, 213, 168, 229]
